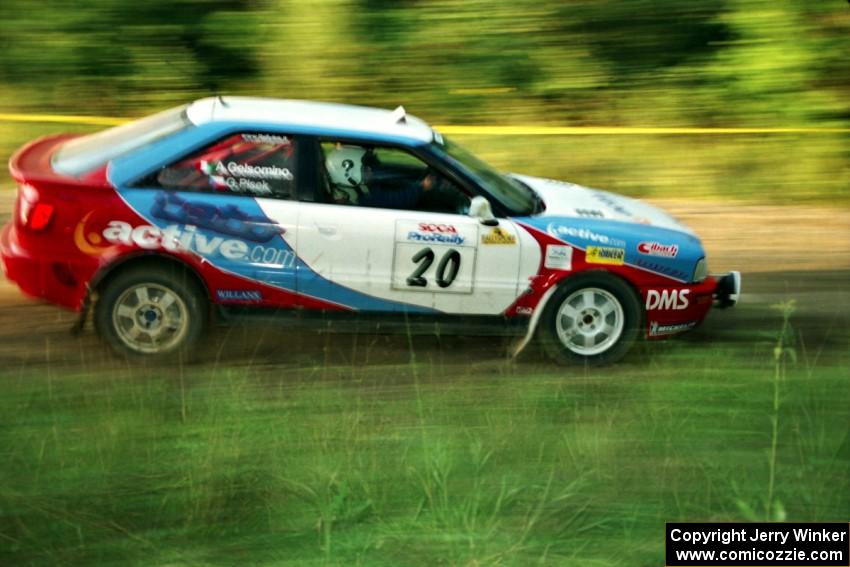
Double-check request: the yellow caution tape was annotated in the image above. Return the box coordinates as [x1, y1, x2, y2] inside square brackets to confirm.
[1, 112, 847, 135]
[0, 113, 127, 126]
[434, 125, 850, 135]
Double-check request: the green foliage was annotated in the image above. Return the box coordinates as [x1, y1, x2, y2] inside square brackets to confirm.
[0, 0, 261, 113]
[0, 0, 848, 128]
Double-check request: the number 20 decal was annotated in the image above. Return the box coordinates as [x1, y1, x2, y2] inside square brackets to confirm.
[407, 247, 462, 288]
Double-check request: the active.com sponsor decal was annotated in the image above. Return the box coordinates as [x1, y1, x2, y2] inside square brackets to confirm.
[75, 217, 295, 268]
[546, 222, 626, 247]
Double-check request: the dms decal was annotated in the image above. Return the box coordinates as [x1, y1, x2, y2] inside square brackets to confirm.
[546, 223, 625, 247]
[646, 289, 690, 311]
[585, 246, 625, 266]
[637, 241, 679, 258]
[95, 221, 295, 268]
[481, 227, 517, 245]
[216, 289, 263, 302]
[649, 320, 697, 336]
[152, 193, 284, 243]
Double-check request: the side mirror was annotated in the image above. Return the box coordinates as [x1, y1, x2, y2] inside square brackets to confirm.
[468, 196, 498, 226]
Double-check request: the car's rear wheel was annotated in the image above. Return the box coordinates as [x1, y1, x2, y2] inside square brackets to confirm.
[539, 273, 641, 366]
[94, 266, 206, 360]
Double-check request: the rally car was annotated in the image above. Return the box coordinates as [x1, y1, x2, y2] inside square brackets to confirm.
[0, 97, 740, 364]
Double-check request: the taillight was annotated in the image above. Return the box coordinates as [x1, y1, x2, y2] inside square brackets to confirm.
[17, 184, 55, 232]
[28, 203, 55, 231]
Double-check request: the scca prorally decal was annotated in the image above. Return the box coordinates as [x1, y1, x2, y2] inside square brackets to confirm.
[649, 320, 697, 336]
[152, 193, 284, 243]
[417, 223, 458, 233]
[96, 220, 296, 267]
[545, 223, 626, 247]
[638, 241, 679, 258]
[646, 289, 690, 310]
[585, 246, 625, 266]
[216, 289, 263, 302]
[407, 232, 465, 245]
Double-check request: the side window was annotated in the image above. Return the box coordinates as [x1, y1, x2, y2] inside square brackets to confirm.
[144, 132, 298, 198]
[319, 141, 470, 214]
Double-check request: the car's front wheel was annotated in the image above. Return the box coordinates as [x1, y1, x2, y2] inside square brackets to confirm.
[94, 266, 207, 360]
[539, 273, 641, 366]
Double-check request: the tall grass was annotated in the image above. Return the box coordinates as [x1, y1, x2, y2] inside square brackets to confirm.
[0, 299, 848, 565]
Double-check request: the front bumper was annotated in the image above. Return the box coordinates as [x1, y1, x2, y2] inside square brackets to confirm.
[713, 271, 741, 308]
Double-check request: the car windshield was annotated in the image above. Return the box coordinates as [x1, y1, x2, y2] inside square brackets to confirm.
[432, 137, 537, 216]
[53, 104, 191, 176]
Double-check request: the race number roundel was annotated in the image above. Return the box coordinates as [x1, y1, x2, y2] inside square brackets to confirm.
[391, 220, 477, 294]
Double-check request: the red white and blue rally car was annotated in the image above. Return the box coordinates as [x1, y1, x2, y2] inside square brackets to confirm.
[0, 97, 740, 364]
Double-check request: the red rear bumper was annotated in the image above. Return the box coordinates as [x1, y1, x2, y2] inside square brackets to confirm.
[1, 223, 87, 311]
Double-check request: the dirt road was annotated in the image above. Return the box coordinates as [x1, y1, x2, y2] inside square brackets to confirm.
[0, 195, 847, 370]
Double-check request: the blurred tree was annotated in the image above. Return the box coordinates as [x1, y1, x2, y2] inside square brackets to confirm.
[0, 0, 846, 127]
[0, 0, 261, 112]
[696, 0, 847, 126]
[557, 1, 732, 78]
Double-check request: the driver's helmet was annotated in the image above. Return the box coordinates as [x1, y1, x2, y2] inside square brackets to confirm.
[326, 146, 370, 203]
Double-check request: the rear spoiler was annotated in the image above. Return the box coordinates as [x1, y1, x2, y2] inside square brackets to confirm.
[9, 134, 108, 187]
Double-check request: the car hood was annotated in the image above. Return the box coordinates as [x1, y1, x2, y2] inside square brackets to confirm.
[510, 173, 693, 235]
[509, 174, 705, 283]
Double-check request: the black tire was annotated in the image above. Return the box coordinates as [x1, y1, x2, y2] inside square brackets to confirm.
[94, 265, 207, 361]
[539, 272, 642, 366]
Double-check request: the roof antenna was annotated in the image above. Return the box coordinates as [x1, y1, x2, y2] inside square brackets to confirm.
[216, 94, 230, 108]
[390, 105, 407, 124]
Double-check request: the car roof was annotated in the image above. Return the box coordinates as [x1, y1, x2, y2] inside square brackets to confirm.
[185, 96, 436, 145]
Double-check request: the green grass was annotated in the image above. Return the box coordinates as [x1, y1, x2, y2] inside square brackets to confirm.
[0, 308, 847, 565]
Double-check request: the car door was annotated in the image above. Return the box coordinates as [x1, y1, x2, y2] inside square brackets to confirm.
[124, 130, 301, 297]
[290, 140, 524, 315]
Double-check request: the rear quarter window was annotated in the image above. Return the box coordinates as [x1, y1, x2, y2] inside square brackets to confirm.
[52, 105, 190, 177]
[142, 132, 298, 199]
